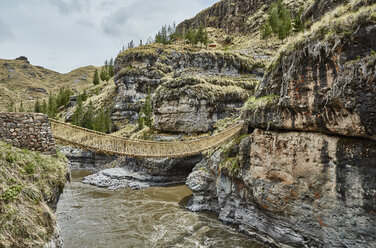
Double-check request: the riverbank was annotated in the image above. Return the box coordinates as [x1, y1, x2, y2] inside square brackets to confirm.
[0, 141, 68, 247]
[58, 170, 265, 248]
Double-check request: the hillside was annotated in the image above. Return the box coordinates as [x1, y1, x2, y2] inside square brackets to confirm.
[0, 141, 68, 247]
[0, 57, 97, 111]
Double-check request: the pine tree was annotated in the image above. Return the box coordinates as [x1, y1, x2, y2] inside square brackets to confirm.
[93, 69, 100, 85]
[261, 23, 272, 39]
[293, 7, 304, 33]
[47, 94, 57, 118]
[41, 100, 48, 114]
[34, 99, 41, 113]
[202, 29, 210, 48]
[128, 40, 135, 49]
[72, 98, 84, 126]
[138, 92, 153, 129]
[268, 0, 292, 42]
[82, 101, 95, 129]
[197, 26, 204, 47]
[109, 58, 115, 78]
[100, 67, 108, 82]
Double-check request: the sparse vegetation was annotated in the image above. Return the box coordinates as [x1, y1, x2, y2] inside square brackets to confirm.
[0, 141, 68, 247]
[34, 88, 73, 118]
[243, 95, 279, 111]
[138, 92, 153, 129]
[266, 0, 293, 42]
[93, 69, 100, 85]
[155, 23, 178, 45]
[72, 99, 112, 133]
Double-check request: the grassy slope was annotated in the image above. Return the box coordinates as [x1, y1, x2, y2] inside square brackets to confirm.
[0, 58, 97, 112]
[0, 142, 68, 247]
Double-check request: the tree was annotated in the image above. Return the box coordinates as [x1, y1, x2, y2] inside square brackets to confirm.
[197, 26, 204, 47]
[202, 29, 210, 48]
[41, 100, 48, 114]
[82, 101, 95, 129]
[93, 69, 100, 85]
[261, 23, 272, 39]
[47, 94, 57, 118]
[72, 98, 84, 126]
[138, 91, 153, 129]
[34, 99, 41, 113]
[185, 29, 198, 46]
[128, 40, 135, 49]
[268, 0, 292, 42]
[109, 58, 115, 78]
[100, 66, 109, 82]
[93, 108, 111, 133]
[293, 7, 304, 33]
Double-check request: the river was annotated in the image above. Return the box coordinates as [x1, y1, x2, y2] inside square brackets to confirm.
[57, 171, 265, 248]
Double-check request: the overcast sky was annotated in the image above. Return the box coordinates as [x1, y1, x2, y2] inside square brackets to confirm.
[0, 0, 217, 73]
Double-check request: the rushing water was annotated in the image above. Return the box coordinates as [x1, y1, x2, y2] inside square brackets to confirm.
[57, 171, 265, 248]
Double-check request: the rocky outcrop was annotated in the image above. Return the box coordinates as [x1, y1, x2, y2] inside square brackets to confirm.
[113, 45, 258, 132]
[60, 146, 117, 172]
[185, 2, 376, 247]
[154, 76, 257, 133]
[187, 130, 376, 247]
[245, 13, 376, 141]
[83, 154, 202, 190]
[176, 0, 273, 34]
[45, 225, 64, 248]
[176, 0, 307, 35]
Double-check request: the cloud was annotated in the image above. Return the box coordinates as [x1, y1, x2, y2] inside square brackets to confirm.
[0, 0, 217, 72]
[0, 19, 15, 43]
[100, 0, 209, 42]
[48, 0, 90, 15]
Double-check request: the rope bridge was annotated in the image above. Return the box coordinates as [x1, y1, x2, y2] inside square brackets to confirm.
[49, 119, 244, 158]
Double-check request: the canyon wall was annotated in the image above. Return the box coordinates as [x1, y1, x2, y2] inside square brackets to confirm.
[186, 3, 376, 247]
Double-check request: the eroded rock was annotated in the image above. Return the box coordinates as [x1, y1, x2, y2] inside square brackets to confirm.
[187, 130, 376, 247]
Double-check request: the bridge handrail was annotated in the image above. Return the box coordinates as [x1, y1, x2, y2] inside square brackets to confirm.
[49, 118, 244, 158]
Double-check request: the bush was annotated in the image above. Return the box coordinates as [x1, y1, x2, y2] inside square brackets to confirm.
[24, 162, 36, 175]
[1, 185, 23, 203]
[224, 36, 233, 45]
[6, 153, 17, 164]
[138, 92, 153, 129]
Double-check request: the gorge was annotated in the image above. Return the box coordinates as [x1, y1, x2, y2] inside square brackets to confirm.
[1, 0, 376, 247]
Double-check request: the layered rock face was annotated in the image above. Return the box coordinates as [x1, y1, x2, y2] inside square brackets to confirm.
[186, 3, 376, 247]
[245, 22, 376, 141]
[188, 130, 376, 247]
[60, 146, 117, 172]
[176, 0, 308, 35]
[83, 154, 202, 190]
[177, 0, 272, 34]
[154, 76, 257, 133]
[114, 46, 258, 132]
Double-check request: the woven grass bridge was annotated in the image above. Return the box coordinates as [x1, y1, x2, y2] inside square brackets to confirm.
[49, 119, 245, 158]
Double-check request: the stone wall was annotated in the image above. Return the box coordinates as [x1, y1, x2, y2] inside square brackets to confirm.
[0, 113, 56, 155]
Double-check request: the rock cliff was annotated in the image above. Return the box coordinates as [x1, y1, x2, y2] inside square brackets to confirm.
[176, 0, 310, 35]
[185, 1, 376, 247]
[113, 45, 259, 133]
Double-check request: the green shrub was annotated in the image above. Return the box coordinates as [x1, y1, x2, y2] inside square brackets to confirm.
[6, 153, 17, 164]
[1, 185, 23, 202]
[24, 162, 36, 175]
[224, 36, 233, 45]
